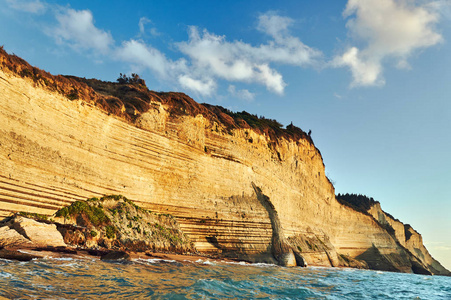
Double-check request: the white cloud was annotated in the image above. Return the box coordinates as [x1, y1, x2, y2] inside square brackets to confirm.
[333, 93, 343, 99]
[116, 39, 219, 96]
[256, 12, 323, 66]
[6, 0, 46, 14]
[176, 12, 322, 95]
[335, 47, 384, 87]
[115, 39, 187, 78]
[178, 75, 216, 96]
[149, 27, 160, 37]
[138, 17, 150, 35]
[426, 0, 451, 19]
[137, 17, 160, 37]
[257, 12, 293, 38]
[115, 12, 319, 96]
[52, 8, 113, 54]
[18, 4, 322, 98]
[255, 64, 285, 94]
[228, 85, 255, 101]
[335, 0, 443, 87]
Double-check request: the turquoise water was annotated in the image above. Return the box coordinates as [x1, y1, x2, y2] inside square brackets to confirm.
[0, 256, 450, 299]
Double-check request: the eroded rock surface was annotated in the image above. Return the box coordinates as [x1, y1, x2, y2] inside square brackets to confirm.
[0, 216, 66, 248]
[0, 225, 33, 248]
[9, 216, 66, 248]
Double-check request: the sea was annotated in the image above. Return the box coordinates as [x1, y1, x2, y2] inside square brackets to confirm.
[0, 256, 450, 299]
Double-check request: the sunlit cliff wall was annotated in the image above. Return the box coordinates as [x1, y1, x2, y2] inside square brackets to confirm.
[0, 60, 448, 275]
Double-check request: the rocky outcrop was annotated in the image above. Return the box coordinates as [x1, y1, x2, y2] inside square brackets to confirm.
[100, 250, 131, 261]
[0, 225, 33, 248]
[9, 216, 66, 247]
[0, 215, 66, 248]
[0, 49, 449, 275]
[0, 248, 42, 261]
[53, 195, 193, 253]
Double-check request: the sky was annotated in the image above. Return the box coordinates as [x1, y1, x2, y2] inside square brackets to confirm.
[0, 0, 450, 270]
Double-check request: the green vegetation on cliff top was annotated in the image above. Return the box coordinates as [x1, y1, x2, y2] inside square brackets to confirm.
[0, 46, 312, 145]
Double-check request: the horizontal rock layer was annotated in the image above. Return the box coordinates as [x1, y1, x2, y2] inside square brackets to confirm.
[0, 66, 448, 275]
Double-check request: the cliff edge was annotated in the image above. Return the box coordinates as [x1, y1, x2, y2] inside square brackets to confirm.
[0, 47, 448, 275]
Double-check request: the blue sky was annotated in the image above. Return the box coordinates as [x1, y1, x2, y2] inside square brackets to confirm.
[1, 0, 450, 269]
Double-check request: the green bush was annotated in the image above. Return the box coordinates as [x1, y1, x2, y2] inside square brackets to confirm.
[101, 195, 124, 201]
[105, 225, 116, 239]
[18, 211, 48, 221]
[66, 88, 79, 100]
[336, 193, 377, 215]
[55, 200, 110, 226]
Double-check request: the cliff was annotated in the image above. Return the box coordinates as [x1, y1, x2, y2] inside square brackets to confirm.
[0, 48, 449, 275]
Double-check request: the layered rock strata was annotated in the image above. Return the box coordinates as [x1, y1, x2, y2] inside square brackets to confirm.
[0, 51, 449, 275]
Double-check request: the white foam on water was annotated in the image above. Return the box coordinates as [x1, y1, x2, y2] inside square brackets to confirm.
[47, 257, 75, 261]
[195, 259, 216, 265]
[135, 258, 177, 264]
[0, 272, 12, 278]
[251, 262, 278, 268]
[221, 260, 248, 266]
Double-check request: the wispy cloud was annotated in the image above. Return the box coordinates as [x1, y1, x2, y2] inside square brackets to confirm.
[52, 8, 114, 54]
[427, 0, 451, 19]
[138, 17, 150, 35]
[176, 12, 322, 95]
[115, 11, 322, 96]
[333, 93, 343, 99]
[228, 85, 255, 102]
[9, 1, 444, 95]
[178, 75, 216, 96]
[334, 0, 443, 87]
[5, 0, 46, 14]
[177, 26, 285, 94]
[10, 2, 323, 97]
[256, 12, 322, 67]
[115, 39, 187, 79]
[138, 17, 160, 37]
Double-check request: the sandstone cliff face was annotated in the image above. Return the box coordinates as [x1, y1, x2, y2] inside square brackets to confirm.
[0, 61, 448, 275]
[368, 203, 449, 275]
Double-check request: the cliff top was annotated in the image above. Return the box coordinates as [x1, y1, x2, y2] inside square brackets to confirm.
[0, 46, 313, 145]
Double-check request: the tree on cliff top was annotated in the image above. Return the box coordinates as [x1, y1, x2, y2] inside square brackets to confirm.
[336, 193, 378, 215]
[116, 73, 146, 86]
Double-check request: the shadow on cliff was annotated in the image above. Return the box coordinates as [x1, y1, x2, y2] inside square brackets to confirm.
[356, 244, 432, 275]
[251, 182, 305, 267]
[205, 236, 223, 251]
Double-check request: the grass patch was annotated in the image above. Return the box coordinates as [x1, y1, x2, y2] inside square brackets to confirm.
[18, 211, 48, 221]
[105, 225, 116, 239]
[55, 200, 110, 226]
